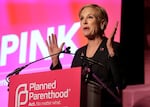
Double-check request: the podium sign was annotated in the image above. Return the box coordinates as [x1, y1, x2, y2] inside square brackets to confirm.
[8, 67, 81, 107]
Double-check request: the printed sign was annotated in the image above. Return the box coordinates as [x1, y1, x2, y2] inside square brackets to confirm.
[8, 67, 81, 107]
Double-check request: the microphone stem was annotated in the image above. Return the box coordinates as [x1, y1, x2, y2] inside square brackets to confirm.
[28, 52, 60, 66]
[5, 52, 60, 83]
[6, 48, 71, 79]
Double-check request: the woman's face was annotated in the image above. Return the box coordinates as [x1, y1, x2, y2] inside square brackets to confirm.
[79, 7, 101, 39]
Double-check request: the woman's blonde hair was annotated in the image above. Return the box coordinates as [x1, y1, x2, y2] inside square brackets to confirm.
[79, 4, 108, 31]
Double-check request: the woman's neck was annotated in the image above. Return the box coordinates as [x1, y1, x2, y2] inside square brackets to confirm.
[87, 36, 103, 47]
[86, 37, 103, 58]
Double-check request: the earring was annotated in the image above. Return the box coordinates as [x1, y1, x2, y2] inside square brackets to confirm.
[101, 25, 104, 30]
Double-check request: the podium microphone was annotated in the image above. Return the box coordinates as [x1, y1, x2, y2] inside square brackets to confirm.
[80, 54, 121, 104]
[80, 54, 104, 67]
[6, 46, 72, 79]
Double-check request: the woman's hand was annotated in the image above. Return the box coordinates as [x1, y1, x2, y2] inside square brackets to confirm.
[106, 21, 118, 57]
[46, 33, 65, 66]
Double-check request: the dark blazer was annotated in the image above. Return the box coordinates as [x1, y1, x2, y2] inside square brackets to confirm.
[71, 37, 121, 87]
[71, 37, 122, 106]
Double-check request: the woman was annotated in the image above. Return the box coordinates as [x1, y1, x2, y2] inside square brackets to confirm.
[46, 4, 121, 107]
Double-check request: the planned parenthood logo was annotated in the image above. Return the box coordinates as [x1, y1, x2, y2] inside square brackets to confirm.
[15, 84, 28, 107]
[15, 80, 71, 107]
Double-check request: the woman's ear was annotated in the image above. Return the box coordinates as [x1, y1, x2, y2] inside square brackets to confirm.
[100, 20, 107, 30]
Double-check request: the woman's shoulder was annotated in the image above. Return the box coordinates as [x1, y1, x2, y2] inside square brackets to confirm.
[75, 45, 87, 54]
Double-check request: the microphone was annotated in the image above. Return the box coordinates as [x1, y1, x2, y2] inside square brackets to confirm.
[80, 53, 121, 104]
[80, 53, 105, 83]
[80, 54, 104, 67]
[61, 46, 71, 54]
[6, 46, 72, 79]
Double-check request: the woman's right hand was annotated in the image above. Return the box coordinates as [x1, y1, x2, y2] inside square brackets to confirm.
[106, 21, 118, 57]
[46, 33, 65, 67]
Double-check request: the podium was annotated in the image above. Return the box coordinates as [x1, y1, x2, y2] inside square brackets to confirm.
[8, 67, 81, 107]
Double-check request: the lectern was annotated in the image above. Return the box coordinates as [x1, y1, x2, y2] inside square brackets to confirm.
[8, 67, 81, 107]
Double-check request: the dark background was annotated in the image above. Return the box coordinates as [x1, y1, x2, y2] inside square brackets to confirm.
[120, 0, 144, 87]
[144, 0, 150, 49]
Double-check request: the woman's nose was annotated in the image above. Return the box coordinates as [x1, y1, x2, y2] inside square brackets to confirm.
[83, 18, 87, 24]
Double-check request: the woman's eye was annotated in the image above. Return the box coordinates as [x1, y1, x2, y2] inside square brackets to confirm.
[80, 17, 83, 21]
[88, 16, 94, 19]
